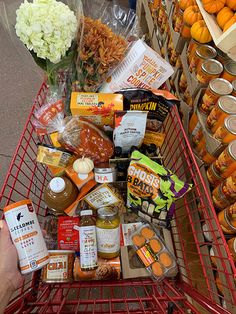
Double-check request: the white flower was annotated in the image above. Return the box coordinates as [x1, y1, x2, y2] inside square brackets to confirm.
[15, 0, 77, 63]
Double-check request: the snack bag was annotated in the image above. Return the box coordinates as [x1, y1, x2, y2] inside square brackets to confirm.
[127, 151, 192, 227]
[58, 116, 114, 163]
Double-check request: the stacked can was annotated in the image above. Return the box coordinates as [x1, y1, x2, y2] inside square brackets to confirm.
[196, 59, 223, 85]
[189, 45, 217, 74]
[221, 60, 236, 83]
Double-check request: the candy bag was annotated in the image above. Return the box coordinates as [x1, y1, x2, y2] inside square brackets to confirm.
[127, 151, 192, 227]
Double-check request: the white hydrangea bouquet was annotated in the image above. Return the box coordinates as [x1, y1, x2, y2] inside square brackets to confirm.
[15, 0, 79, 86]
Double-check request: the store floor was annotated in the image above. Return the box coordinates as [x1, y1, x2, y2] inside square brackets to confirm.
[0, 0, 129, 189]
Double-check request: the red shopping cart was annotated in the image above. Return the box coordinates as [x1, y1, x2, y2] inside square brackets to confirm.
[0, 82, 236, 313]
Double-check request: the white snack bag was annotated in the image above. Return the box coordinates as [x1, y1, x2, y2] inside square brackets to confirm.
[100, 39, 174, 93]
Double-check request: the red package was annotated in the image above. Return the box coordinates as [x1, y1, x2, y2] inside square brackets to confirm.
[58, 217, 80, 251]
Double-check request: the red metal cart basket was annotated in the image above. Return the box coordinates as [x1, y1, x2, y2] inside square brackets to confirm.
[1, 82, 236, 313]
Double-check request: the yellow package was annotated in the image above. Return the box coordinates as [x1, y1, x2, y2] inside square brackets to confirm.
[143, 131, 166, 147]
[50, 132, 61, 148]
[70, 92, 123, 129]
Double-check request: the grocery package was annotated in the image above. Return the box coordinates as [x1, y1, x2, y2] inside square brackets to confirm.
[127, 151, 192, 226]
[130, 224, 177, 280]
[58, 217, 80, 251]
[70, 92, 123, 129]
[100, 39, 174, 93]
[37, 144, 74, 168]
[58, 116, 114, 163]
[113, 111, 148, 153]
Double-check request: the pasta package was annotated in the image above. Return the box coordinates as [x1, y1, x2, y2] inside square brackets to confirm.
[127, 151, 192, 227]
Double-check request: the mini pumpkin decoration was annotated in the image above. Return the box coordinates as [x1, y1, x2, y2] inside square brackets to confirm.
[223, 14, 236, 32]
[191, 20, 213, 43]
[202, 0, 226, 14]
[226, 0, 236, 11]
[217, 7, 234, 30]
[183, 5, 202, 26]
[179, 0, 196, 11]
[73, 157, 94, 174]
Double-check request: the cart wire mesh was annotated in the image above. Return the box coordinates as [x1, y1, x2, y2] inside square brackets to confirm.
[0, 82, 236, 313]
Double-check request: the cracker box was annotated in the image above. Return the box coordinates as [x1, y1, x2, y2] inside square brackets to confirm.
[70, 92, 123, 129]
[100, 39, 174, 93]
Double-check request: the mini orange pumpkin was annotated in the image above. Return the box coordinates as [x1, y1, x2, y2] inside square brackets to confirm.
[217, 7, 234, 29]
[179, 0, 196, 11]
[226, 0, 236, 11]
[191, 20, 213, 43]
[223, 14, 236, 32]
[183, 5, 202, 26]
[202, 0, 226, 14]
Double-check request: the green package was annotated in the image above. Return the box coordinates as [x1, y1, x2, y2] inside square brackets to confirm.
[127, 151, 192, 227]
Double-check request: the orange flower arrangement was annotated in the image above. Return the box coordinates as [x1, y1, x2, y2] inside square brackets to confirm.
[76, 17, 128, 91]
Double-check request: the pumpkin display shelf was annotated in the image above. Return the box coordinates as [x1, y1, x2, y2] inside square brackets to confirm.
[196, 0, 236, 61]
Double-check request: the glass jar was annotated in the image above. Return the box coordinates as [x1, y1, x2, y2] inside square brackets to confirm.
[213, 115, 236, 144]
[96, 207, 120, 259]
[218, 203, 236, 234]
[221, 60, 236, 82]
[196, 59, 223, 85]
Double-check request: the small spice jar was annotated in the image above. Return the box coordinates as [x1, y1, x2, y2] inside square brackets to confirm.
[215, 140, 236, 178]
[218, 202, 236, 235]
[221, 60, 236, 82]
[200, 78, 233, 115]
[96, 207, 120, 259]
[206, 95, 236, 133]
[196, 59, 223, 85]
[213, 115, 236, 144]
[207, 163, 222, 187]
[195, 45, 217, 74]
[231, 80, 236, 97]
[94, 163, 117, 184]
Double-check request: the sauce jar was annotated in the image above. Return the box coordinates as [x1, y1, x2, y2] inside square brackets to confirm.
[195, 45, 217, 74]
[221, 60, 236, 82]
[202, 148, 217, 166]
[44, 177, 78, 215]
[189, 112, 199, 134]
[218, 202, 236, 234]
[231, 80, 236, 97]
[179, 72, 187, 92]
[200, 78, 233, 115]
[196, 59, 223, 85]
[94, 163, 117, 184]
[213, 115, 236, 144]
[41, 250, 75, 283]
[212, 182, 232, 209]
[96, 207, 120, 259]
[206, 95, 236, 133]
[227, 237, 236, 261]
[215, 141, 236, 178]
[207, 163, 222, 187]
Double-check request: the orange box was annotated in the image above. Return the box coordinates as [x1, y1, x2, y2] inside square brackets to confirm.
[66, 165, 94, 190]
[70, 92, 123, 129]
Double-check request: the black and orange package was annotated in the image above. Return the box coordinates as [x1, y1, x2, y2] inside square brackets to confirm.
[127, 151, 192, 227]
[117, 88, 179, 131]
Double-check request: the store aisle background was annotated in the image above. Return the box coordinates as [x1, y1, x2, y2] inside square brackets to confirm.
[0, 0, 129, 189]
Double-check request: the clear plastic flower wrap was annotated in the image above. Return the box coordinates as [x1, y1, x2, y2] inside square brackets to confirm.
[74, 0, 140, 92]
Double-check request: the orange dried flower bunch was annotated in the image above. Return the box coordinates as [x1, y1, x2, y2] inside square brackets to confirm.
[76, 17, 127, 91]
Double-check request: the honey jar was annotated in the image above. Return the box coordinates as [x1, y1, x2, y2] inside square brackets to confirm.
[206, 95, 236, 133]
[174, 9, 183, 33]
[221, 60, 236, 82]
[213, 115, 236, 144]
[207, 163, 222, 187]
[195, 45, 217, 74]
[227, 237, 236, 261]
[200, 78, 233, 115]
[196, 59, 223, 85]
[231, 80, 236, 97]
[218, 202, 236, 235]
[215, 140, 236, 178]
[189, 112, 199, 134]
